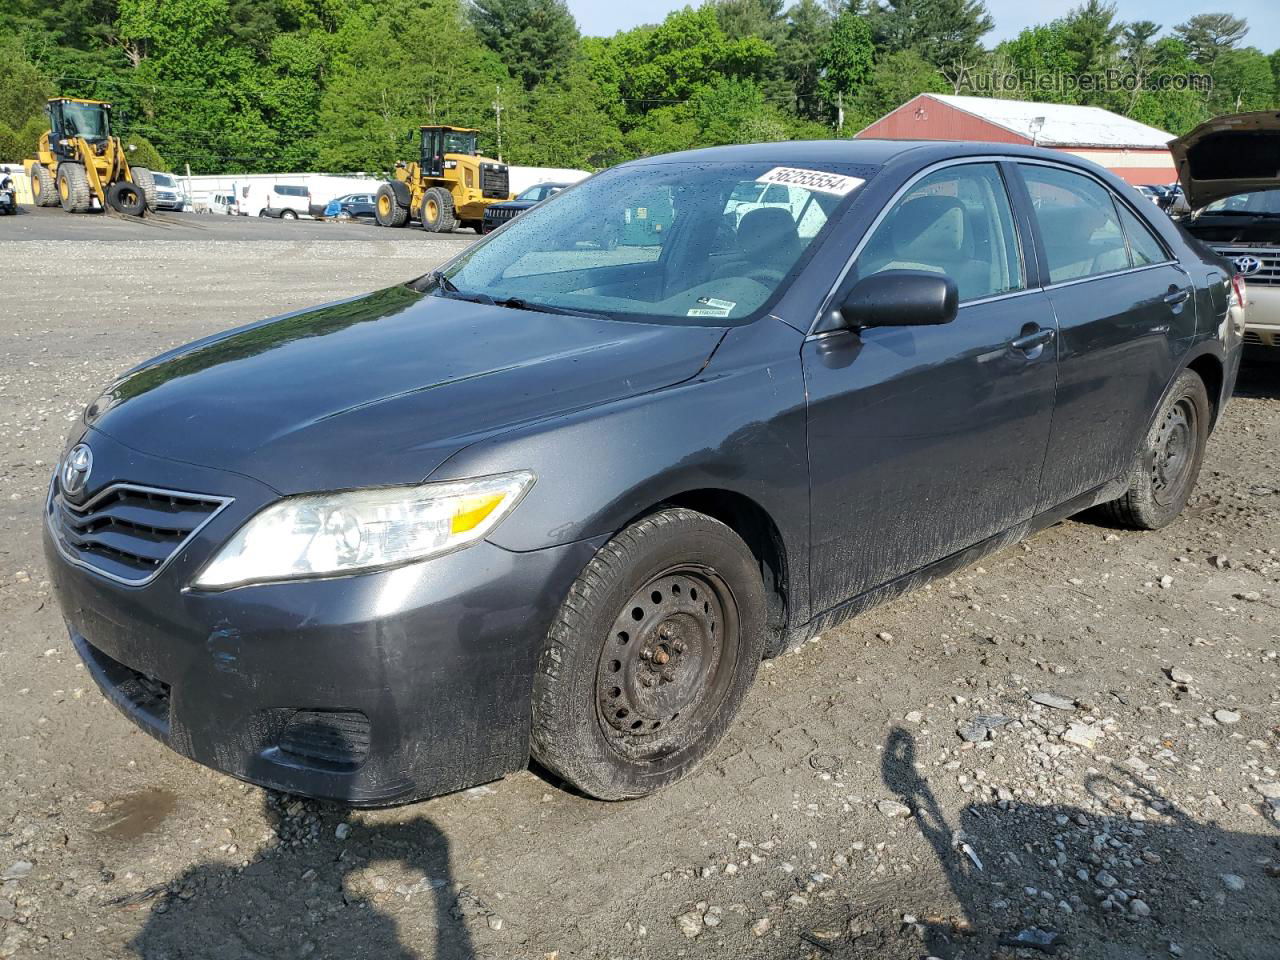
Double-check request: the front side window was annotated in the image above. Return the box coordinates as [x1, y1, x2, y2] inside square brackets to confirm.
[441, 161, 868, 323]
[853, 163, 1024, 303]
[1021, 165, 1130, 282]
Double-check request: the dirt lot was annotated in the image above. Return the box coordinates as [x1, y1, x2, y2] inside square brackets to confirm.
[0, 235, 1277, 960]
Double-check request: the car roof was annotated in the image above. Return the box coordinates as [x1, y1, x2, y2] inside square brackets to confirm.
[624, 138, 1117, 174]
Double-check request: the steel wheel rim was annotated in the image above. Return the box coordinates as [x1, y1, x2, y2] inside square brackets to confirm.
[378, 194, 391, 217]
[58, 177, 68, 200]
[1151, 396, 1196, 505]
[595, 566, 739, 763]
[426, 198, 439, 221]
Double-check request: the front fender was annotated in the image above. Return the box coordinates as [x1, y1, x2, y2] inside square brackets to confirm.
[429, 317, 813, 623]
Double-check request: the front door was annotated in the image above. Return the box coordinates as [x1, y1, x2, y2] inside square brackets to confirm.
[803, 161, 1059, 613]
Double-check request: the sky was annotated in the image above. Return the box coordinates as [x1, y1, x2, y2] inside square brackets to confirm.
[565, 1, 1280, 53]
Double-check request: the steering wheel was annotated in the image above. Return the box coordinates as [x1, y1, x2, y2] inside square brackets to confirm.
[744, 268, 785, 286]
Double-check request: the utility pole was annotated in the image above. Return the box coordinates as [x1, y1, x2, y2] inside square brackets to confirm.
[836, 92, 845, 138]
[494, 83, 503, 162]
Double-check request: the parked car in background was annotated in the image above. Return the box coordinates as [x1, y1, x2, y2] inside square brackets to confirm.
[1172, 110, 1280, 350]
[245, 183, 310, 219]
[1135, 184, 1162, 205]
[481, 181, 568, 233]
[47, 141, 1241, 806]
[206, 193, 236, 215]
[323, 193, 377, 221]
[151, 172, 186, 211]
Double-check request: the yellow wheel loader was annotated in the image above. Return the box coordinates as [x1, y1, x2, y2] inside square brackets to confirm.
[375, 126, 511, 233]
[25, 98, 157, 216]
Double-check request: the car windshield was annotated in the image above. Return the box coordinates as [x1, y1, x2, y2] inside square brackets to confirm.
[153, 173, 174, 187]
[438, 161, 867, 324]
[1201, 190, 1280, 215]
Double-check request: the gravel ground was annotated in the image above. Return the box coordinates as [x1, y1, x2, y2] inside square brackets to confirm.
[0, 238, 1277, 960]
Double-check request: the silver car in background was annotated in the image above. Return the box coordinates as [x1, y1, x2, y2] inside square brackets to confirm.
[151, 172, 187, 211]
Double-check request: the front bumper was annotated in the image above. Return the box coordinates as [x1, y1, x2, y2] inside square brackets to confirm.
[46, 429, 599, 805]
[1243, 284, 1280, 347]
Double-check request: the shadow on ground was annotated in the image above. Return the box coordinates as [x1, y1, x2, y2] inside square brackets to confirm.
[878, 727, 1278, 960]
[126, 754, 477, 960]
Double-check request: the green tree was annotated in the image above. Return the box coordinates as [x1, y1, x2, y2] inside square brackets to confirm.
[1209, 47, 1275, 113]
[1128, 38, 1208, 134]
[847, 48, 946, 130]
[602, 8, 776, 110]
[317, 0, 508, 171]
[1174, 13, 1248, 65]
[467, 0, 579, 90]
[779, 0, 832, 119]
[868, 0, 994, 68]
[992, 23, 1078, 104]
[0, 37, 53, 131]
[817, 10, 872, 124]
[506, 55, 623, 168]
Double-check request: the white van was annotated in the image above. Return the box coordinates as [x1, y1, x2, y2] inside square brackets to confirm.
[207, 193, 237, 215]
[244, 183, 311, 219]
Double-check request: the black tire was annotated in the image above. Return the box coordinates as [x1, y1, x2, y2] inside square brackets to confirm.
[1096, 369, 1210, 530]
[130, 166, 157, 211]
[31, 165, 57, 207]
[281, 209, 298, 220]
[531, 508, 767, 800]
[420, 186, 457, 233]
[374, 184, 408, 227]
[56, 163, 92, 213]
[105, 179, 146, 217]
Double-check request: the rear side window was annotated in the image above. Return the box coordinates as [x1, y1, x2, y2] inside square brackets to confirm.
[1116, 203, 1168, 266]
[855, 162, 1024, 303]
[1020, 165, 1129, 282]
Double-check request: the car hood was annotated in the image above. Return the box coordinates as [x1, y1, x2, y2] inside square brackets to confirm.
[87, 284, 725, 494]
[1170, 111, 1280, 209]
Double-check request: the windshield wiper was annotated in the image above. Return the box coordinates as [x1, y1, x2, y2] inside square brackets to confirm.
[426, 271, 500, 306]
[493, 296, 610, 321]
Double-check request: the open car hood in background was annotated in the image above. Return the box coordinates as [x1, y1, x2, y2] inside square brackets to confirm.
[1170, 111, 1280, 210]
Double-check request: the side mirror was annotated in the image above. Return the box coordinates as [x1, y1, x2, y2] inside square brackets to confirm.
[823, 269, 958, 332]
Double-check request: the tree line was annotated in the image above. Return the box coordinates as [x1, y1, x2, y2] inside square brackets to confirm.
[1, 0, 1276, 175]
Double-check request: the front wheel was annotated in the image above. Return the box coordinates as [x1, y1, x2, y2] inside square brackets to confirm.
[280, 209, 298, 220]
[1096, 369, 1210, 530]
[531, 508, 766, 800]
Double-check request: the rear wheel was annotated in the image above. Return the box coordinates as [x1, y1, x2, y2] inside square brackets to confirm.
[374, 184, 408, 227]
[31, 165, 57, 207]
[130, 167, 157, 211]
[1096, 369, 1209, 530]
[420, 187, 457, 233]
[531, 508, 766, 800]
[105, 179, 145, 216]
[56, 163, 91, 213]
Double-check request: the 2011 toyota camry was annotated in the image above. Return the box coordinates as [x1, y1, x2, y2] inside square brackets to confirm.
[46, 140, 1244, 804]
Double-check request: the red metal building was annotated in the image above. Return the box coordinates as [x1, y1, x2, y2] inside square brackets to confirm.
[856, 94, 1176, 185]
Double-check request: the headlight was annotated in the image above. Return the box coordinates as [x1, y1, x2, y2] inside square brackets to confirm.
[193, 471, 534, 589]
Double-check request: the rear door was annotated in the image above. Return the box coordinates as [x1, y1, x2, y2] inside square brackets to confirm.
[1013, 162, 1196, 509]
[802, 161, 1059, 612]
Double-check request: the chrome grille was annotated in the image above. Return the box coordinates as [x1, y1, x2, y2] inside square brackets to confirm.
[48, 482, 230, 585]
[486, 207, 517, 221]
[1210, 245, 1280, 286]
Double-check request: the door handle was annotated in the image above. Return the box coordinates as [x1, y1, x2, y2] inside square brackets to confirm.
[1163, 286, 1190, 306]
[1009, 327, 1056, 352]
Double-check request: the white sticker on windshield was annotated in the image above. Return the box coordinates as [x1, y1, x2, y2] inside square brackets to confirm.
[756, 167, 864, 196]
[688, 296, 736, 318]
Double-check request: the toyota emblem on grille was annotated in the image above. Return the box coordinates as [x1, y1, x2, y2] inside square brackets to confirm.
[61, 444, 93, 498]
[1233, 255, 1263, 276]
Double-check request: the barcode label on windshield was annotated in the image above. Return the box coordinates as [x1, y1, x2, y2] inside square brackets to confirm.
[756, 167, 864, 196]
